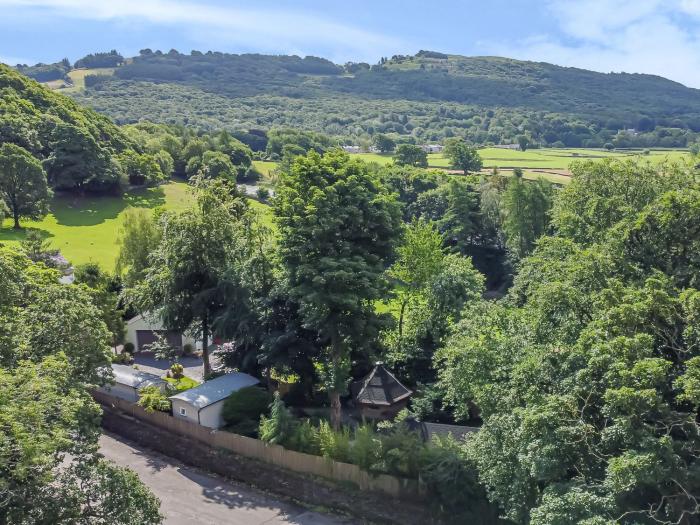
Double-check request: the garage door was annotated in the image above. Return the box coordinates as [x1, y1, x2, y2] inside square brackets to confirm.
[136, 330, 183, 351]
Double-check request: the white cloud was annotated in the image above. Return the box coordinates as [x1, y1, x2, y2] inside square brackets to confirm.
[487, 0, 700, 88]
[0, 0, 404, 63]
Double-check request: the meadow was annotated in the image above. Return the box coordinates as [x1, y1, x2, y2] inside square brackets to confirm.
[0, 182, 192, 270]
[356, 147, 691, 173]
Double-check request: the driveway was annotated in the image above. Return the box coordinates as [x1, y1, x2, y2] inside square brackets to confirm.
[132, 352, 221, 382]
[99, 433, 353, 525]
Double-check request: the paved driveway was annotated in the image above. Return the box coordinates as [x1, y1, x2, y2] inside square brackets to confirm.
[99, 433, 353, 525]
[132, 352, 222, 382]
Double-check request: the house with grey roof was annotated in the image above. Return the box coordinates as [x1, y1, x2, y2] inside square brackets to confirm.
[351, 362, 412, 420]
[170, 372, 260, 429]
[99, 364, 167, 402]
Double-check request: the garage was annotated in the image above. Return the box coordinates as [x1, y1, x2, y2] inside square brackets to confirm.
[135, 330, 183, 352]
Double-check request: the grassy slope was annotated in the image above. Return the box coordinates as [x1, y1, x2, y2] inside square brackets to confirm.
[0, 182, 192, 270]
[0, 182, 275, 271]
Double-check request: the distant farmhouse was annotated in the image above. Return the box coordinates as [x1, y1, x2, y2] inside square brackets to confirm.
[421, 144, 444, 153]
[342, 145, 361, 153]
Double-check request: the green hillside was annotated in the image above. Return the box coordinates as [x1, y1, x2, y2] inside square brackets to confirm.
[63, 50, 700, 148]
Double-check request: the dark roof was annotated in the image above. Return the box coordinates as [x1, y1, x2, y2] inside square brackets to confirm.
[404, 418, 479, 443]
[351, 363, 412, 406]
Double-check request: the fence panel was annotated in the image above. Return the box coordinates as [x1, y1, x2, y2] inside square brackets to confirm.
[92, 390, 424, 500]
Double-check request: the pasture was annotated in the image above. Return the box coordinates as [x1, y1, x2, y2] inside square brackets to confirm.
[354, 147, 691, 175]
[0, 182, 192, 270]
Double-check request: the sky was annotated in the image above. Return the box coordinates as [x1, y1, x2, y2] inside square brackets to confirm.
[3, 0, 700, 87]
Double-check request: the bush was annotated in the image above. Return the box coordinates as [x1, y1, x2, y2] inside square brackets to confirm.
[287, 419, 320, 455]
[420, 436, 501, 523]
[111, 352, 132, 364]
[350, 424, 381, 471]
[169, 363, 184, 379]
[137, 386, 170, 412]
[318, 420, 351, 463]
[259, 392, 296, 445]
[123, 342, 135, 354]
[256, 187, 270, 201]
[182, 343, 194, 355]
[222, 386, 271, 437]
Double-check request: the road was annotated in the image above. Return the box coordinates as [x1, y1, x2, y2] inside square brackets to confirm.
[99, 433, 354, 525]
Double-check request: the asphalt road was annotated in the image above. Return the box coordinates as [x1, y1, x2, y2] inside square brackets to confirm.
[99, 433, 354, 525]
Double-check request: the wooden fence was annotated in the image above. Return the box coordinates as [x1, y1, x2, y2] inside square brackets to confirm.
[92, 390, 425, 501]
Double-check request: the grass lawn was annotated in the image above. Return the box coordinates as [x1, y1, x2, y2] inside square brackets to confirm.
[164, 376, 200, 392]
[64, 67, 115, 91]
[0, 181, 193, 271]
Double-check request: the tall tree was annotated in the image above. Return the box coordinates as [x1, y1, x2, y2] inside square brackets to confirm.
[133, 180, 247, 376]
[393, 144, 428, 168]
[274, 151, 401, 428]
[0, 143, 52, 228]
[444, 140, 483, 175]
[116, 207, 161, 287]
[501, 172, 553, 259]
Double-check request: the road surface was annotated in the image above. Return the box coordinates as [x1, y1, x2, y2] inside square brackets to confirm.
[99, 433, 353, 525]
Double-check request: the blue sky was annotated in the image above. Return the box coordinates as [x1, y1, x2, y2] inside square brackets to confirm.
[3, 0, 700, 87]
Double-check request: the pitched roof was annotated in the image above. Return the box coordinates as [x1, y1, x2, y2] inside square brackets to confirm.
[169, 372, 259, 409]
[352, 363, 412, 406]
[112, 364, 166, 389]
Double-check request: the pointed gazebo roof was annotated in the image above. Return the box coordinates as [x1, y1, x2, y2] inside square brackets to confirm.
[352, 362, 412, 407]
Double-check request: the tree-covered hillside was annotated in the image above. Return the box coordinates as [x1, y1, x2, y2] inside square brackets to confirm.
[0, 64, 136, 192]
[62, 50, 700, 147]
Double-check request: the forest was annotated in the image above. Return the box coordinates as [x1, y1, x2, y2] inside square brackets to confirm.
[45, 49, 700, 148]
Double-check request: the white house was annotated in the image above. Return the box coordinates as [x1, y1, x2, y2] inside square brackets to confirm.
[125, 313, 198, 352]
[170, 372, 260, 429]
[421, 144, 444, 153]
[342, 145, 361, 154]
[99, 364, 167, 402]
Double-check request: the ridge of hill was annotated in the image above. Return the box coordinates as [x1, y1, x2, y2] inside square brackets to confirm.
[15, 50, 700, 148]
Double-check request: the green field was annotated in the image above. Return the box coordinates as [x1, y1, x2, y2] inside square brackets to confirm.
[0, 181, 275, 270]
[64, 67, 115, 91]
[355, 148, 691, 172]
[0, 182, 193, 270]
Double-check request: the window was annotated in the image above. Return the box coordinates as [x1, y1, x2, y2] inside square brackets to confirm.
[179, 407, 187, 416]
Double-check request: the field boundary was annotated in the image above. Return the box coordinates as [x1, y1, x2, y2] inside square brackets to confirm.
[92, 390, 425, 502]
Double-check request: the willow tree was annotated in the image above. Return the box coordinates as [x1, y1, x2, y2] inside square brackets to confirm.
[274, 151, 401, 428]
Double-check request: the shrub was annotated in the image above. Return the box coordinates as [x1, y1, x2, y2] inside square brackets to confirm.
[137, 386, 170, 412]
[256, 187, 270, 201]
[123, 342, 135, 353]
[318, 420, 351, 463]
[222, 386, 272, 437]
[350, 424, 381, 471]
[169, 363, 184, 379]
[259, 392, 296, 445]
[111, 352, 132, 364]
[182, 343, 193, 355]
[419, 436, 501, 522]
[287, 419, 320, 455]
[376, 415, 424, 478]
[604, 142, 615, 151]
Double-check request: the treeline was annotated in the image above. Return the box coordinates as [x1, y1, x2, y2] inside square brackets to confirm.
[65, 50, 700, 147]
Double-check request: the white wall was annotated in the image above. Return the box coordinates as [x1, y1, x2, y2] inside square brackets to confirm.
[198, 400, 226, 429]
[171, 398, 200, 425]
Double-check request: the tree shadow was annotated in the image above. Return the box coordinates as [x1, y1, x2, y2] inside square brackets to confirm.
[0, 225, 55, 244]
[51, 186, 167, 227]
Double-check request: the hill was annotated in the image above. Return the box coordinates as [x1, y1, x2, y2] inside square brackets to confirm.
[56, 50, 700, 148]
[0, 63, 136, 192]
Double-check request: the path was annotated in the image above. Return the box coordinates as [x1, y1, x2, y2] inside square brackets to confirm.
[99, 433, 353, 525]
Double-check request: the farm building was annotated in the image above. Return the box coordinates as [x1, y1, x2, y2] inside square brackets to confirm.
[351, 362, 412, 420]
[342, 145, 361, 153]
[125, 313, 198, 352]
[99, 364, 167, 402]
[170, 372, 260, 429]
[421, 144, 444, 153]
